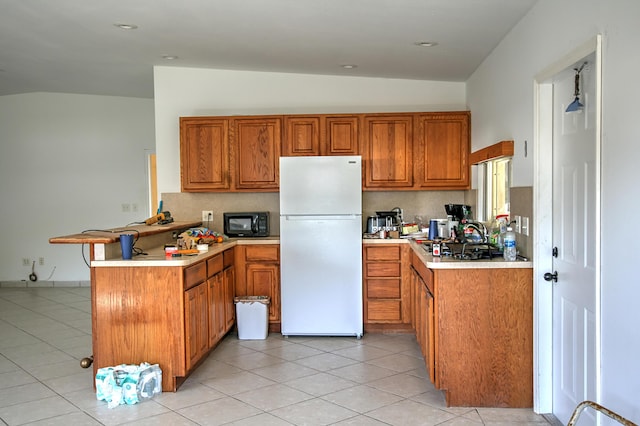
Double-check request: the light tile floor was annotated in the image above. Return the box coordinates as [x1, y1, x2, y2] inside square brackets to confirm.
[0, 288, 554, 425]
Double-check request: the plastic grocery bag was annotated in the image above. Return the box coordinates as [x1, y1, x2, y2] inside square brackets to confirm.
[96, 362, 162, 408]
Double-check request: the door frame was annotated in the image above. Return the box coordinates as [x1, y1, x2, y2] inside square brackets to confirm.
[532, 35, 602, 413]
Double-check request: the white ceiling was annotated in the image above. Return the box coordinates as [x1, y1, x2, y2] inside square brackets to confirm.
[0, 0, 537, 99]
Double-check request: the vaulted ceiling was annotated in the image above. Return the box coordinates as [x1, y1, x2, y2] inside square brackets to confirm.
[0, 0, 537, 98]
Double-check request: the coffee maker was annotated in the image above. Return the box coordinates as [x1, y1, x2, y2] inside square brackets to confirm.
[445, 204, 471, 222]
[444, 204, 472, 240]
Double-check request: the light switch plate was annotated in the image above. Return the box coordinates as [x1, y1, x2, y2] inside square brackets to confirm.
[514, 215, 522, 233]
[522, 217, 529, 236]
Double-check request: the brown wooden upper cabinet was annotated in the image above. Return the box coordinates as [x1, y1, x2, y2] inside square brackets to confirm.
[414, 112, 470, 189]
[180, 111, 469, 192]
[282, 115, 359, 156]
[282, 116, 320, 156]
[363, 114, 413, 189]
[180, 117, 230, 191]
[232, 116, 281, 191]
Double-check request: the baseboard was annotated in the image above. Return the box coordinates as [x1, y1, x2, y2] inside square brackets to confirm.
[0, 280, 91, 288]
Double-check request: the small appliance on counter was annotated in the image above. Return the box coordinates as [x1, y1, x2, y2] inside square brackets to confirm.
[364, 208, 403, 238]
[223, 212, 269, 237]
[441, 204, 490, 244]
[444, 204, 472, 222]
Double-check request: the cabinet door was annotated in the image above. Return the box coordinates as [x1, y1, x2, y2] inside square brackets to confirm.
[246, 263, 280, 322]
[363, 115, 413, 189]
[421, 277, 435, 384]
[207, 273, 225, 347]
[223, 266, 236, 331]
[323, 115, 359, 155]
[180, 118, 230, 191]
[282, 116, 320, 156]
[185, 283, 208, 370]
[414, 112, 470, 189]
[232, 117, 281, 190]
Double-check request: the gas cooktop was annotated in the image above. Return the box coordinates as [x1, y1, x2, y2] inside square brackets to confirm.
[422, 242, 504, 261]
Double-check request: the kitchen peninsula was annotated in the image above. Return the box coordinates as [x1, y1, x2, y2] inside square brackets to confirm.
[50, 221, 276, 392]
[409, 240, 533, 407]
[51, 225, 533, 407]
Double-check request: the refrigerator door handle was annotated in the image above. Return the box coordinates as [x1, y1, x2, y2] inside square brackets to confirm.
[283, 214, 360, 221]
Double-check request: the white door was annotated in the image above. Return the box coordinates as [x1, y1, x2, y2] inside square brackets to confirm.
[550, 55, 598, 424]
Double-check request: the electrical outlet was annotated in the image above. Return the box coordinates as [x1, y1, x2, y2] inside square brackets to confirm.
[121, 203, 131, 213]
[22, 258, 30, 266]
[202, 210, 213, 222]
[522, 217, 530, 236]
[39, 257, 45, 266]
[132, 203, 138, 212]
[514, 215, 522, 233]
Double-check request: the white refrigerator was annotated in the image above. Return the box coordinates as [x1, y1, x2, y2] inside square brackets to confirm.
[279, 156, 363, 338]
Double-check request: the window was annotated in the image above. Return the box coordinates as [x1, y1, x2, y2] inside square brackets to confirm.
[478, 157, 511, 222]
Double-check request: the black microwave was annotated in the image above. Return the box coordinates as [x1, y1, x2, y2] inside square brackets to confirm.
[223, 212, 269, 237]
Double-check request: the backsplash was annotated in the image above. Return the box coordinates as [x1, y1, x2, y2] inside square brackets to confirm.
[162, 191, 467, 236]
[162, 187, 532, 258]
[510, 186, 533, 260]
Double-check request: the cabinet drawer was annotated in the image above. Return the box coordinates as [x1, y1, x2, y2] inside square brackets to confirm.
[207, 254, 223, 277]
[365, 245, 401, 261]
[184, 262, 206, 290]
[367, 300, 402, 321]
[366, 262, 401, 277]
[245, 245, 279, 262]
[367, 279, 401, 298]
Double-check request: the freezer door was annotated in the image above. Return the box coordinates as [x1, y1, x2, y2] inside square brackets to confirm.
[279, 156, 361, 215]
[280, 214, 363, 337]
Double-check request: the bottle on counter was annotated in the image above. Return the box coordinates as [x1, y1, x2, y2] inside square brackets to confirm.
[489, 214, 509, 249]
[503, 226, 517, 261]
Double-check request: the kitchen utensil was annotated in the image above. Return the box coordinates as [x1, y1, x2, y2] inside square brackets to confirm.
[428, 219, 438, 240]
[120, 234, 134, 259]
[436, 219, 449, 238]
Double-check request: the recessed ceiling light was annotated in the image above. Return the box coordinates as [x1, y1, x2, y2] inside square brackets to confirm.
[341, 64, 357, 69]
[162, 55, 179, 60]
[414, 41, 438, 47]
[114, 23, 138, 30]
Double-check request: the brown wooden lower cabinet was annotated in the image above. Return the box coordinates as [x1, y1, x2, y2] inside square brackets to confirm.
[363, 244, 412, 332]
[185, 281, 208, 371]
[410, 251, 533, 407]
[235, 244, 281, 331]
[91, 248, 235, 392]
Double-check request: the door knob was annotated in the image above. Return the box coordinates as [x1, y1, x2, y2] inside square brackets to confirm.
[544, 271, 558, 282]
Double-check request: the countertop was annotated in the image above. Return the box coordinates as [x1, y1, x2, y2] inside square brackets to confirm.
[61, 221, 529, 270]
[408, 240, 532, 269]
[91, 237, 279, 267]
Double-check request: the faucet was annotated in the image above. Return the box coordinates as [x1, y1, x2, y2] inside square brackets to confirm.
[463, 222, 488, 244]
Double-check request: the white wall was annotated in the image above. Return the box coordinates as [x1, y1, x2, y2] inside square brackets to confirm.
[467, 0, 640, 421]
[0, 93, 155, 282]
[153, 67, 467, 195]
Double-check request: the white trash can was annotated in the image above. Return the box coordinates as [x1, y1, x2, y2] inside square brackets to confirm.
[234, 296, 270, 340]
